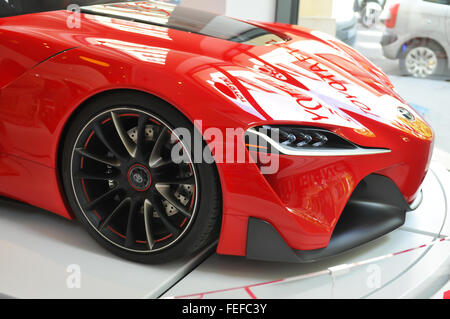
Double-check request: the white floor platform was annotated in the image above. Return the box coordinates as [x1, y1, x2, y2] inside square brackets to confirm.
[163, 161, 450, 299]
[0, 161, 449, 299]
[0, 201, 213, 299]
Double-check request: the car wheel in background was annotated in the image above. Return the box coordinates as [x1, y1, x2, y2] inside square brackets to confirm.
[361, 2, 382, 28]
[400, 41, 447, 78]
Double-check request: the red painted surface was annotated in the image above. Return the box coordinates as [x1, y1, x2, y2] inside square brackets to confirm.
[385, 3, 401, 29]
[0, 6, 433, 256]
[444, 290, 450, 299]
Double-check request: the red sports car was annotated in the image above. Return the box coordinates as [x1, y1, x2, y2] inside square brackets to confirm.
[0, 0, 433, 263]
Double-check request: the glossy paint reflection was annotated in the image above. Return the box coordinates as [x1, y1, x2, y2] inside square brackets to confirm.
[86, 38, 170, 64]
[0, 3, 434, 256]
[82, 1, 288, 46]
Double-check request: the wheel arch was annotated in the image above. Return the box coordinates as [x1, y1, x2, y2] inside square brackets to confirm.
[55, 88, 223, 222]
[398, 36, 449, 62]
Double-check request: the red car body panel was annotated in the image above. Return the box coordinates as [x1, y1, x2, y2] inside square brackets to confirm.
[0, 7, 433, 257]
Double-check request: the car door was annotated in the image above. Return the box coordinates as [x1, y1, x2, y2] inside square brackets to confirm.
[419, 0, 450, 44]
[0, 0, 28, 89]
[0, 0, 70, 158]
[0, 0, 72, 89]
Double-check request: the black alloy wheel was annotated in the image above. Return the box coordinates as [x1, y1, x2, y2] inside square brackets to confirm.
[62, 92, 221, 263]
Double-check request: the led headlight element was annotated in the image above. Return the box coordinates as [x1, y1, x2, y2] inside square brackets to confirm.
[245, 126, 391, 156]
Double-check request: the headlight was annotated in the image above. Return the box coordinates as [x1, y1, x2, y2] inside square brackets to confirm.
[245, 126, 390, 156]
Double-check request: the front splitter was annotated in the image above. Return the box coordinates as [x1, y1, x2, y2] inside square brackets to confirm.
[164, 160, 449, 299]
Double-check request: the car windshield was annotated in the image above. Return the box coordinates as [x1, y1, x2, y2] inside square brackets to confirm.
[0, 0, 132, 17]
[0, 0, 288, 46]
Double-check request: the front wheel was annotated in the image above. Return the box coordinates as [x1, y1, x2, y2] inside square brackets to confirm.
[61, 92, 221, 263]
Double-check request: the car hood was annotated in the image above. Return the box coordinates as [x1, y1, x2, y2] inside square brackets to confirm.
[74, 2, 431, 141]
[17, 1, 432, 143]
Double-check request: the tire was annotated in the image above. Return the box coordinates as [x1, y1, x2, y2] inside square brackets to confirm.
[360, 1, 382, 28]
[400, 41, 447, 78]
[61, 91, 221, 263]
[361, 6, 376, 28]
